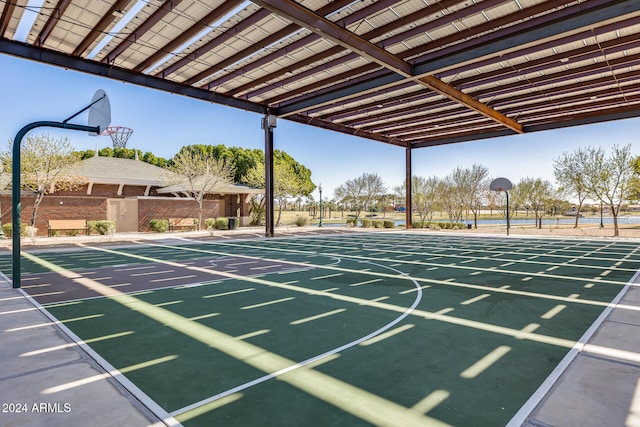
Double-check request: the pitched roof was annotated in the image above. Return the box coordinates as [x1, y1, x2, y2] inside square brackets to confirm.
[69, 156, 173, 186]
[69, 156, 262, 195]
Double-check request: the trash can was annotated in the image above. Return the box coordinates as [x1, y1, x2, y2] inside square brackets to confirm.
[467, 223, 472, 230]
[228, 217, 237, 230]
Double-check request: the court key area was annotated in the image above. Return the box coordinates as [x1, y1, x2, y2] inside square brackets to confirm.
[3, 233, 640, 426]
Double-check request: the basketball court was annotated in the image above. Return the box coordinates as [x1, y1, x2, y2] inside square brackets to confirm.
[3, 231, 640, 426]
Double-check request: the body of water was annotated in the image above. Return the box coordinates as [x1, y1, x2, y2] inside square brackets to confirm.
[318, 216, 640, 227]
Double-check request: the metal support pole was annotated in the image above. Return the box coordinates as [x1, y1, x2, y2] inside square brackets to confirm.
[506, 190, 510, 236]
[405, 146, 412, 229]
[263, 114, 274, 237]
[318, 183, 323, 227]
[11, 121, 98, 288]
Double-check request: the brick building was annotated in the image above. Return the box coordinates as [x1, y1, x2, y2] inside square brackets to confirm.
[1, 156, 261, 236]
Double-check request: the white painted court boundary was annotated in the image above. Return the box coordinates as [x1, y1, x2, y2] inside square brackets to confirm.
[168, 258, 423, 417]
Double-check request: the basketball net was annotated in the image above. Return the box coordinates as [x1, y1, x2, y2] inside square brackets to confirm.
[102, 126, 133, 148]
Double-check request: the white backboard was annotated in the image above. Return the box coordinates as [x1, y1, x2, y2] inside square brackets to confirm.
[88, 89, 111, 135]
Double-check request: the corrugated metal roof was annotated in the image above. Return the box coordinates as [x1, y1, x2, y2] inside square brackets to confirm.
[1, 0, 640, 148]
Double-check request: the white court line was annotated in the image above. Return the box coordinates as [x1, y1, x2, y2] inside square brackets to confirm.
[169, 259, 423, 418]
[311, 273, 343, 280]
[290, 309, 346, 325]
[461, 294, 490, 305]
[359, 324, 415, 346]
[541, 305, 567, 320]
[412, 390, 450, 414]
[460, 346, 511, 379]
[350, 278, 383, 287]
[202, 288, 255, 299]
[241, 297, 295, 310]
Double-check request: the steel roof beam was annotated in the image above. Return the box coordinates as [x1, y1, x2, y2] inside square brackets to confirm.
[265, 63, 381, 105]
[102, 0, 186, 64]
[409, 100, 640, 149]
[440, 13, 640, 81]
[184, 23, 302, 86]
[72, 0, 132, 57]
[187, 0, 354, 89]
[253, 0, 523, 133]
[156, 8, 272, 78]
[0, 0, 17, 37]
[286, 113, 407, 147]
[0, 38, 266, 115]
[132, 0, 246, 73]
[418, 75, 522, 133]
[276, 0, 640, 117]
[250, 0, 412, 77]
[223, 0, 460, 99]
[36, 0, 73, 46]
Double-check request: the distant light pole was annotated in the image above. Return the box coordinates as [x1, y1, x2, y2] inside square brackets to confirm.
[600, 201, 604, 228]
[319, 183, 323, 227]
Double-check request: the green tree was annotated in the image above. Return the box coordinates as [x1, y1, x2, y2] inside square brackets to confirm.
[553, 149, 592, 227]
[512, 177, 554, 228]
[450, 164, 489, 228]
[177, 144, 263, 184]
[244, 150, 315, 226]
[75, 147, 169, 167]
[583, 144, 636, 237]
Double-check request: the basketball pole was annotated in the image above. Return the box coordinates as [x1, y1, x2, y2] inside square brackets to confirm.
[12, 121, 99, 289]
[506, 190, 510, 236]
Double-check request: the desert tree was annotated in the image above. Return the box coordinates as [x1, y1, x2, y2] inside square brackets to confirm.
[553, 148, 592, 227]
[450, 164, 490, 228]
[1, 133, 84, 229]
[168, 148, 235, 229]
[583, 144, 636, 237]
[437, 176, 464, 224]
[334, 172, 387, 220]
[512, 177, 554, 228]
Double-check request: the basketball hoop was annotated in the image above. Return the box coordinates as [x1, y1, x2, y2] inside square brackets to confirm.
[102, 126, 133, 148]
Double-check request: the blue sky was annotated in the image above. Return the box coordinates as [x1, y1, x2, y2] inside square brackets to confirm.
[1, 54, 638, 199]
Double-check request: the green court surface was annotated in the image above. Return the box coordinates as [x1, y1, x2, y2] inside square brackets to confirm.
[6, 233, 640, 426]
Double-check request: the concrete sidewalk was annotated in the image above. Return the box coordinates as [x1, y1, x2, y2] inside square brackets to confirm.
[522, 273, 640, 427]
[0, 279, 168, 426]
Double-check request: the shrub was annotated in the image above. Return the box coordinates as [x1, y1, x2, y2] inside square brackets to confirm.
[205, 218, 217, 230]
[2, 223, 27, 238]
[294, 216, 308, 227]
[412, 221, 425, 229]
[383, 220, 395, 228]
[94, 220, 116, 235]
[346, 218, 357, 227]
[66, 229, 79, 236]
[87, 220, 97, 234]
[216, 217, 229, 230]
[361, 218, 372, 228]
[150, 219, 169, 233]
[372, 220, 383, 228]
